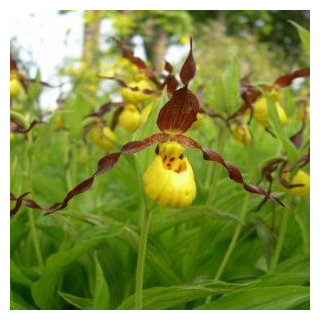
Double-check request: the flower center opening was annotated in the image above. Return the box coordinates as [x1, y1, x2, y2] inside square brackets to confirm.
[159, 142, 187, 174]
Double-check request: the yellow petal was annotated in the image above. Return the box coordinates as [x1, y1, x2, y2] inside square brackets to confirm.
[118, 104, 141, 132]
[291, 170, 310, 197]
[143, 142, 196, 208]
[253, 98, 288, 128]
[231, 123, 251, 144]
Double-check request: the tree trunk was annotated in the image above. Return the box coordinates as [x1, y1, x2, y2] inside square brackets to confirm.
[82, 10, 103, 73]
[81, 10, 103, 101]
[144, 29, 168, 73]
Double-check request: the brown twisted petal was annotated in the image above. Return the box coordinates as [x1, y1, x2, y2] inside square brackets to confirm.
[279, 162, 305, 189]
[45, 133, 169, 215]
[82, 121, 96, 144]
[111, 37, 147, 70]
[260, 158, 286, 184]
[179, 38, 196, 86]
[10, 117, 44, 135]
[10, 192, 67, 217]
[111, 37, 163, 87]
[290, 121, 306, 149]
[10, 117, 25, 132]
[110, 107, 124, 130]
[99, 76, 128, 88]
[274, 67, 310, 88]
[121, 132, 169, 154]
[281, 151, 310, 173]
[10, 192, 30, 217]
[162, 74, 179, 95]
[164, 60, 173, 74]
[142, 69, 162, 88]
[227, 85, 261, 123]
[173, 135, 286, 207]
[157, 86, 200, 134]
[84, 101, 124, 119]
[279, 174, 304, 189]
[101, 77, 159, 95]
[44, 152, 122, 215]
[44, 133, 170, 215]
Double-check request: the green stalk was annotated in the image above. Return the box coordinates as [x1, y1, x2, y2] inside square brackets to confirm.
[269, 208, 290, 272]
[214, 193, 249, 281]
[135, 207, 152, 310]
[133, 154, 151, 310]
[25, 133, 44, 269]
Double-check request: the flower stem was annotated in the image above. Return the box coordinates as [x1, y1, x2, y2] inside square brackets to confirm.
[133, 154, 152, 310]
[135, 207, 152, 310]
[25, 133, 44, 269]
[214, 193, 249, 281]
[269, 208, 290, 272]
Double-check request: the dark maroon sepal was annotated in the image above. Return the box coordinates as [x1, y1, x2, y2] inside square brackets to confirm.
[157, 86, 200, 134]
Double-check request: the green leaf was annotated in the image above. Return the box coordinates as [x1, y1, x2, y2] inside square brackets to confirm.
[59, 292, 93, 310]
[10, 218, 28, 255]
[31, 225, 123, 309]
[10, 291, 36, 310]
[275, 255, 310, 273]
[10, 299, 36, 310]
[198, 286, 309, 310]
[150, 205, 242, 234]
[121, 227, 181, 285]
[211, 81, 225, 113]
[266, 94, 299, 163]
[290, 21, 310, 55]
[10, 259, 33, 287]
[10, 156, 24, 194]
[92, 253, 110, 310]
[118, 281, 247, 310]
[222, 56, 242, 114]
[254, 273, 309, 287]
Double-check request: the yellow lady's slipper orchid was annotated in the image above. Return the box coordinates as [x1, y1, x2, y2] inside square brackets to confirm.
[253, 97, 288, 128]
[134, 71, 149, 82]
[91, 125, 117, 150]
[280, 170, 310, 197]
[231, 122, 251, 144]
[119, 58, 139, 74]
[121, 80, 152, 103]
[118, 104, 141, 132]
[10, 78, 23, 98]
[143, 141, 196, 208]
[291, 170, 310, 197]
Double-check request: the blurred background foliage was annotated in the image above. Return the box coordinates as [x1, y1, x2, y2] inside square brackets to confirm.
[105, 10, 309, 71]
[10, 10, 310, 111]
